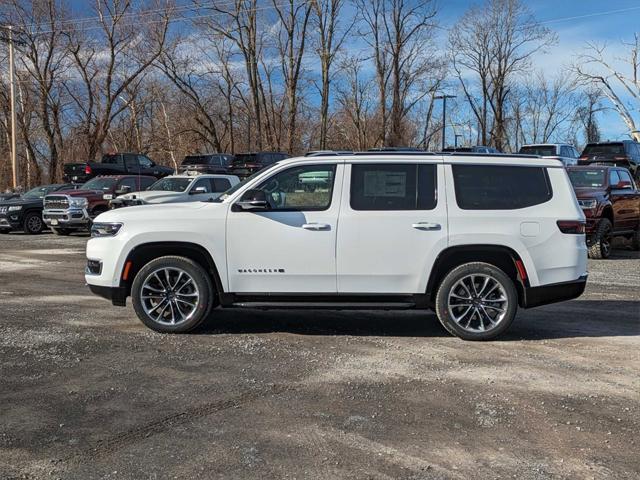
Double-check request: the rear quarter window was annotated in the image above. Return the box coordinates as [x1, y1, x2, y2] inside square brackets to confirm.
[350, 163, 437, 211]
[452, 165, 553, 210]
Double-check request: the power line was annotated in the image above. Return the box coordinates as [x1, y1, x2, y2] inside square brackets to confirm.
[537, 6, 640, 26]
[13, 0, 312, 35]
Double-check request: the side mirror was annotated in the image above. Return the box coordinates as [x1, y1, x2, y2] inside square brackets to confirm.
[234, 189, 269, 211]
[615, 180, 632, 190]
[115, 185, 132, 195]
[191, 186, 208, 195]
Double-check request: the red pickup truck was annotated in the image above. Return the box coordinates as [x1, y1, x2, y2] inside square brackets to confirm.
[42, 175, 155, 235]
[567, 166, 640, 258]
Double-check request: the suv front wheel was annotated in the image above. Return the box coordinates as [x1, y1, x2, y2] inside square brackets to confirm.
[131, 256, 215, 333]
[435, 262, 518, 341]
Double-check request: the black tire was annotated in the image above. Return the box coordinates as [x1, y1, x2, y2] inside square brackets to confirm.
[131, 255, 215, 333]
[588, 218, 612, 259]
[631, 225, 640, 251]
[434, 262, 518, 341]
[51, 227, 71, 236]
[23, 212, 44, 234]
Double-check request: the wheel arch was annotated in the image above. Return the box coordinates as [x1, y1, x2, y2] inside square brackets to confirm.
[600, 205, 614, 225]
[426, 245, 528, 307]
[120, 242, 224, 298]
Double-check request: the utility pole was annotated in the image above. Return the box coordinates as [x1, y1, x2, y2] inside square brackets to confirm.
[434, 94, 456, 151]
[8, 26, 17, 189]
[1, 25, 21, 189]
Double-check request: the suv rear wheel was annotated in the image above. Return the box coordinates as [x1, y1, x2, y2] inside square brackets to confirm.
[588, 218, 612, 259]
[131, 256, 215, 333]
[435, 262, 518, 341]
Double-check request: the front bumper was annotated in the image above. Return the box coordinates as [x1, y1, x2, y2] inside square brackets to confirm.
[88, 284, 127, 307]
[0, 213, 22, 230]
[43, 208, 91, 228]
[521, 274, 588, 308]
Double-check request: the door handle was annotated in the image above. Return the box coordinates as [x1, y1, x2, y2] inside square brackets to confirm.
[412, 222, 441, 231]
[302, 223, 331, 231]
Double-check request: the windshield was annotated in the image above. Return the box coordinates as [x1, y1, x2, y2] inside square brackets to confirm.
[82, 177, 118, 191]
[23, 185, 56, 199]
[568, 169, 606, 188]
[583, 143, 624, 156]
[519, 146, 556, 156]
[147, 177, 192, 192]
[213, 163, 280, 202]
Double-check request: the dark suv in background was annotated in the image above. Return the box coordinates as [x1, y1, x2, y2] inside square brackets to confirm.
[178, 153, 235, 175]
[228, 152, 289, 179]
[0, 184, 78, 234]
[579, 140, 640, 180]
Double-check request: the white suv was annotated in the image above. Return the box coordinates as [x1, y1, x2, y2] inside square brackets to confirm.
[85, 152, 588, 340]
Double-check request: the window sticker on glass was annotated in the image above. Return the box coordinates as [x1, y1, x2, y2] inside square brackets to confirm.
[363, 171, 407, 197]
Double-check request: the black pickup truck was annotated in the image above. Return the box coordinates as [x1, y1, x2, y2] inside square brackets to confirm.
[63, 153, 174, 184]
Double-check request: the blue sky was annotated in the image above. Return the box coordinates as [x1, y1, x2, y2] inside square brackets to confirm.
[440, 1, 640, 141]
[66, 0, 638, 142]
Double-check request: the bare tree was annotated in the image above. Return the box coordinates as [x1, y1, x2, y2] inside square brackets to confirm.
[574, 35, 640, 141]
[450, 0, 555, 150]
[312, 0, 352, 150]
[335, 55, 376, 150]
[575, 88, 604, 144]
[65, 0, 171, 159]
[517, 72, 577, 145]
[204, 0, 265, 150]
[2, 0, 71, 182]
[156, 35, 224, 152]
[271, 0, 312, 154]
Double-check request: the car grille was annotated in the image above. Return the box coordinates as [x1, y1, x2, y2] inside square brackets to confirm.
[44, 196, 69, 209]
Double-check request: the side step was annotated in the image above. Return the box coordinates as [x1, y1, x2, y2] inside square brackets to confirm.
[230, 301, 416, 310]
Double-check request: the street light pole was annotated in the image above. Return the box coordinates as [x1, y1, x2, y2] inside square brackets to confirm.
[434, 94, 456, 151]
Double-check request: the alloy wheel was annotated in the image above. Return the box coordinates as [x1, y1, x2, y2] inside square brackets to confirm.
[140, 267, 200, 326]
[27, 215, 42, 233]
[447, 274, 508, 333]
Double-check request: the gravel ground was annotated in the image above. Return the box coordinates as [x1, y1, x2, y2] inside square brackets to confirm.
[0, 232, 638, 480]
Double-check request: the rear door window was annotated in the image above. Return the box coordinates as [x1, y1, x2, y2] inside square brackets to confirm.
[119, 177, 138, 191]
[102, 154, 123, 165]
[124, 154, 139, 169]
[350, 163, 437, 211]
[212, 178, 232, 192]
[452, 165, 552, 210]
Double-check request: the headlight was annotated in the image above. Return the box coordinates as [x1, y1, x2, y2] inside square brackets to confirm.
[578, 199, 597, 209]
[8, 205, 22, 211]
[69, 197, 88, 208]
[91, 222, 123, 237]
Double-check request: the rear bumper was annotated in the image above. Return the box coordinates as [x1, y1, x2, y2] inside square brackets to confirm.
[521, 274, 588, 308]
[88, 284, 127, 307]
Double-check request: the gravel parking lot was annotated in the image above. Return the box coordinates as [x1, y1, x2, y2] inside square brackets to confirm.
[0, 233, 638, 480]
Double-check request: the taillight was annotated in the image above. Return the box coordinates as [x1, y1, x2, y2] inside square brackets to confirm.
[557, 220, 585, 234]
[578, 156, 588, 161]
[85, 165, 92, 175]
